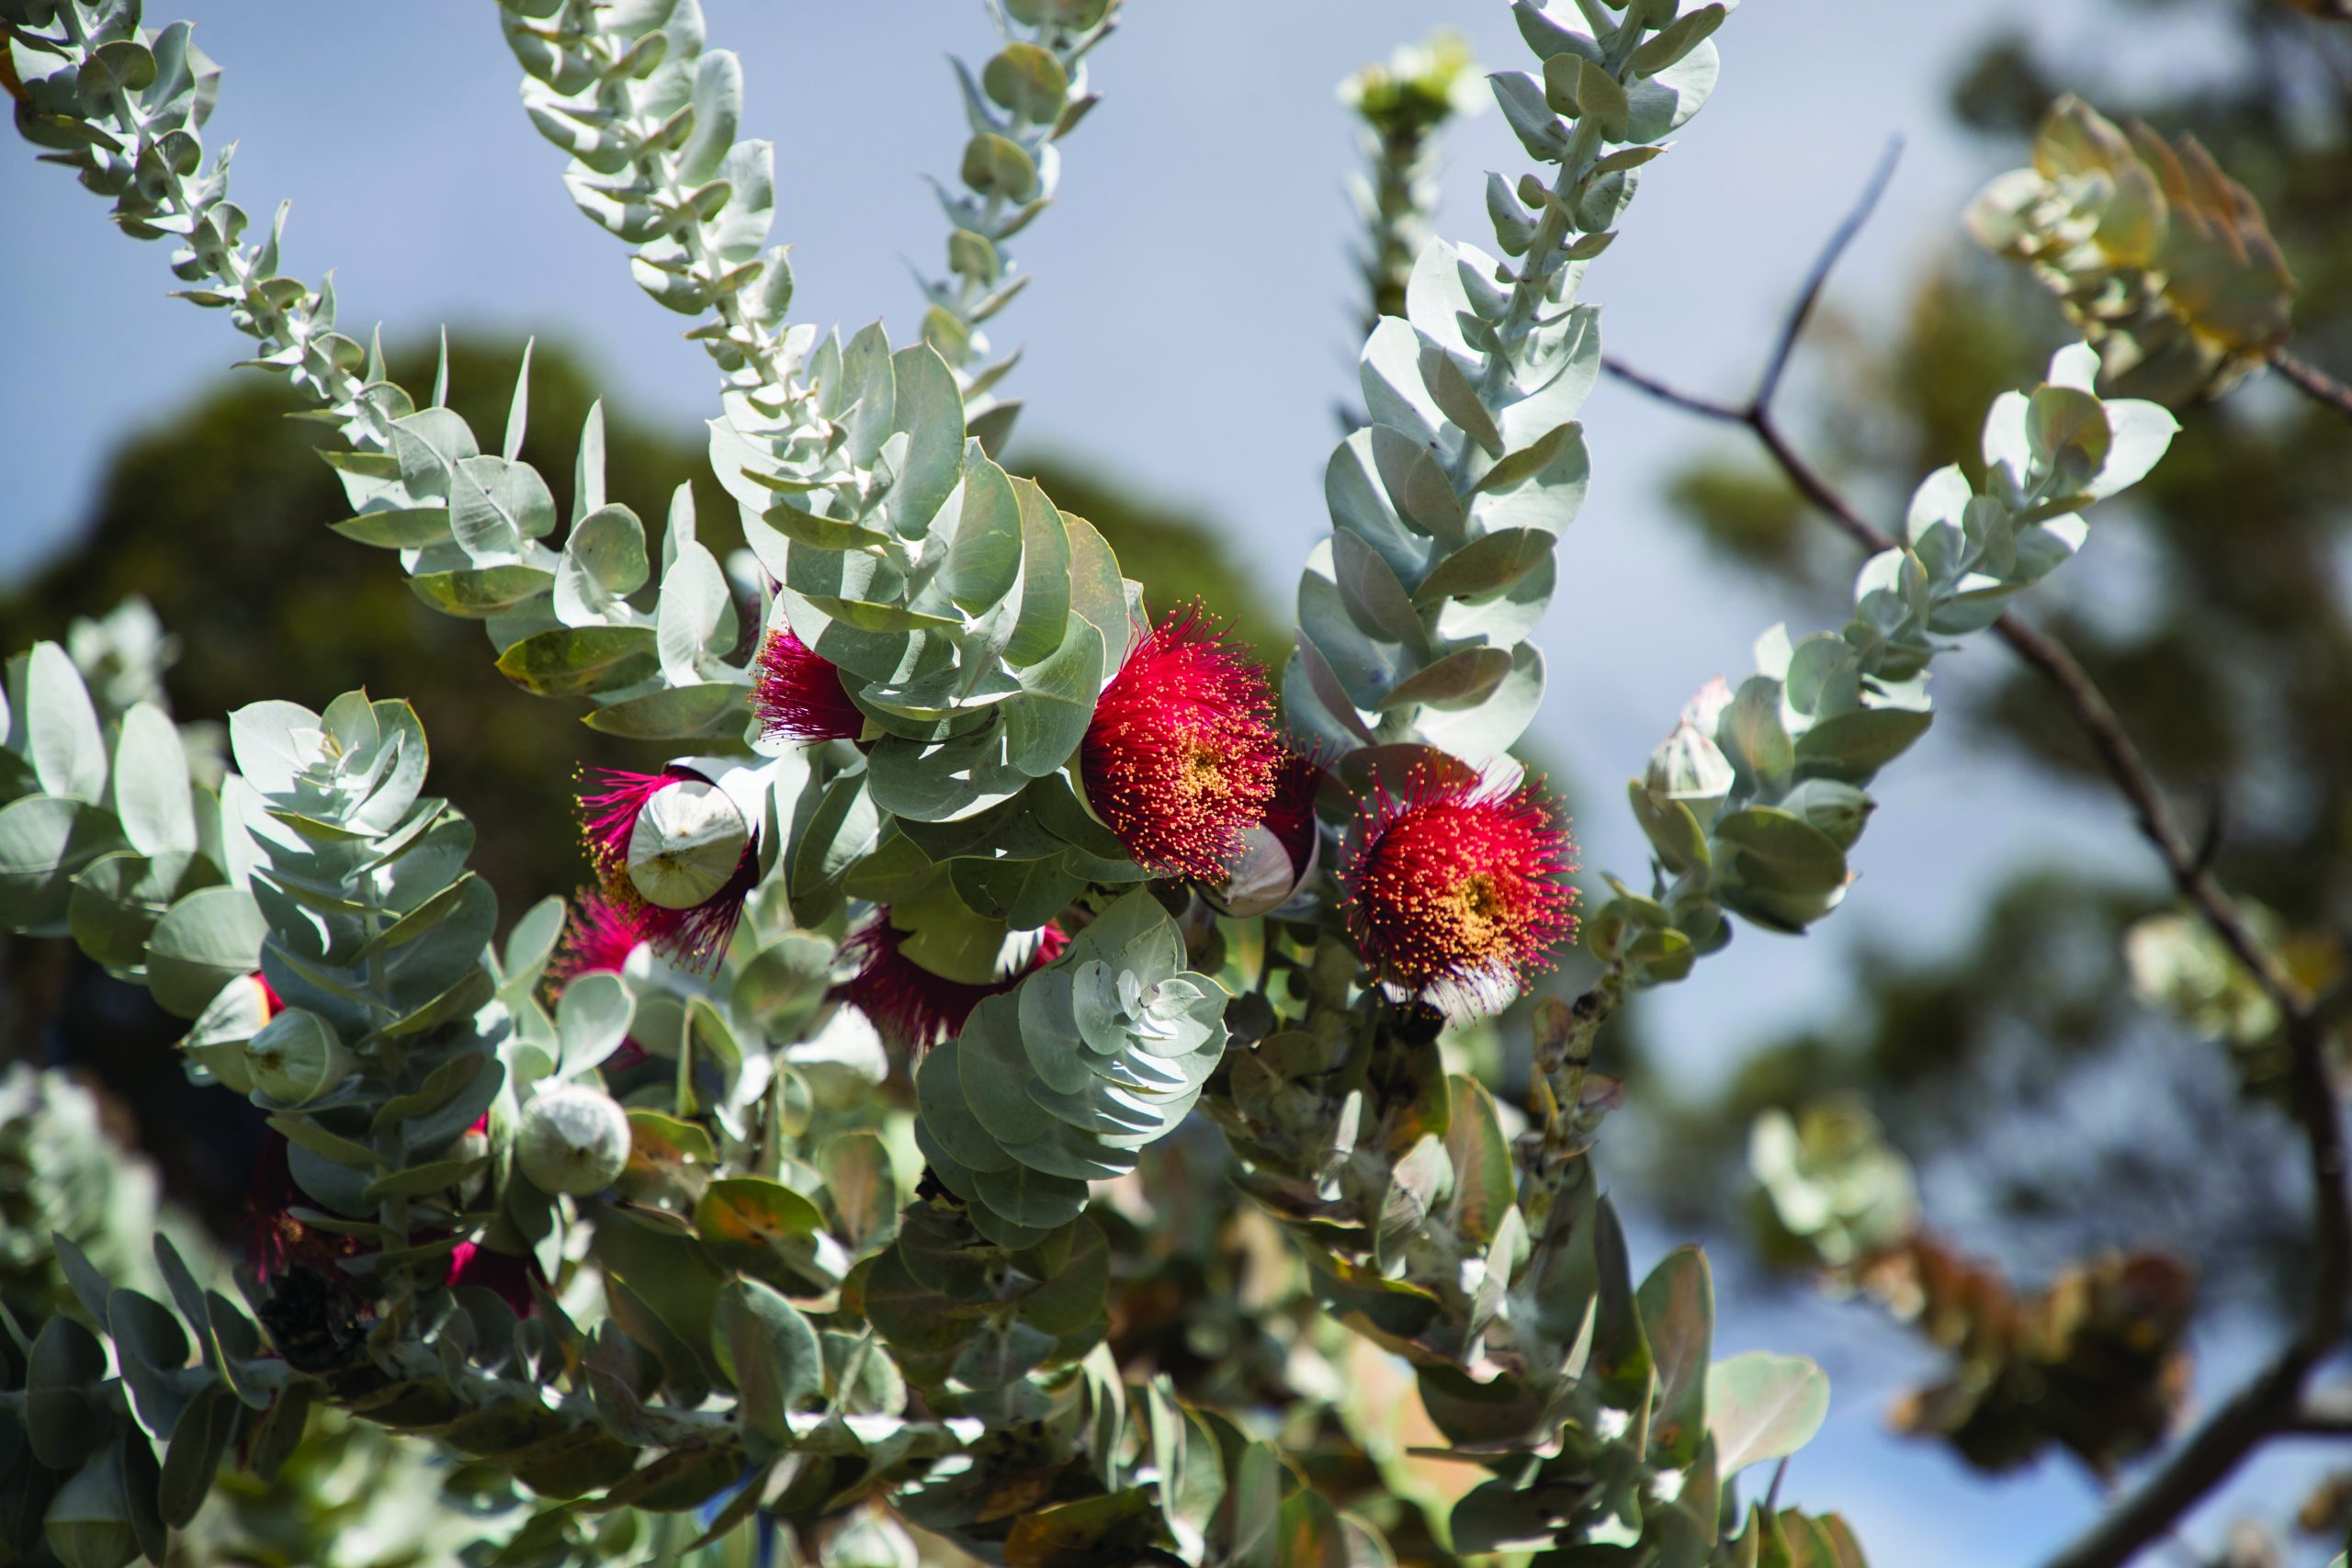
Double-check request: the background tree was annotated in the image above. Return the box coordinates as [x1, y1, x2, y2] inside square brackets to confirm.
[1621, 0, 2352, 1550]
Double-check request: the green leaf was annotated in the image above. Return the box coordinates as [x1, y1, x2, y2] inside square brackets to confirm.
[1720, 677, 1794, 795]
[68, 850, 209, 971]
[1370, 424, 1465, 542]
[496, 626, 659, 697]
[946, 453, 1025, 613]
[798, 595, 959, 636]
[555, 504, 650, 624]
[1713, 807, 1849, 896]
[409, 563, 555, 619]
[961, 132, 1039, 201]
[25, 642, 106, 803]
[0, 795, 125, 935]
[1707, 1352, 1831, 1477]
[1412, 529, 1555, 605]
[1792, 706, 1931, 783]
[1637, 1247, 1714, 1465]
[1632, 5, 1728, 77]
[158, 1379, 237, 1528]
[145, 886, 266, 1018]
[330, 506, 451, 549]
[1003, 617, 1106, 779]
[1005, 478, 1074, 668]
[107, 703, 193, 856]
[984, 42, 1069, 121]
[886, 344, 967, 536]
[581, 682, 745, 740]
[1332, 529, 1427, 649]
[1570, 57, 1631, 139]
[1376, 647, 1512, 712]
[713, 1277, 824, 1456]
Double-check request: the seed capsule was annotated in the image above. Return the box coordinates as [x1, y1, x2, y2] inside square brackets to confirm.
[515, 1083, 631, 1196]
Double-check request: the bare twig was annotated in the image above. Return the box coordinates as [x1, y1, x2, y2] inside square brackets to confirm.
[1603, 144, 2350, 1568]
[2285, 1382, 2352, 1436]
[2270, 344, 2352, 421]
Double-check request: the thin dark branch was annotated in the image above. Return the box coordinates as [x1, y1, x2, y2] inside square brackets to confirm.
[1754, 137, 1903, 411]
[2270, 344, 2352, 421]
[1603, 149, 2351, 1568]
[2285, 1384, 2352, 1436]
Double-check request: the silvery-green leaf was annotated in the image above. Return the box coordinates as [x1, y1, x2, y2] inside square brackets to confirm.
[26, 642, 106, 804]
[1361, 318, 1444, 446]
[113, 701, 195, 855]
[1004, 479, 1072, 668]
[555, 504, 650, 626]
[145, 884, 265, 1018]
[1332, 529, 1427, 649]
[1623, 38, 1719, 142]
[1413, 645, 1544, 766]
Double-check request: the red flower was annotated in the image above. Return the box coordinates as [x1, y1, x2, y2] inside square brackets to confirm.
[254, 971, 286, 1020]
[753, 624, 865, 744]
[243, 1131, 359, 1283]
[1080, 604, 1281, 880]
[1337, 769, 1578, 1015]
[840, 915, 1069, 1052]
[550, 887, 654, 984]
[574, 768, 756, 973]
[548, 890, 651, 1072]
[577, 768, 679, 879]
[446, 1239, 543, 1317]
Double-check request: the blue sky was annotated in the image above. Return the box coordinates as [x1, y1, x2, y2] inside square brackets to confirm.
[2, 1, 2334, 1560]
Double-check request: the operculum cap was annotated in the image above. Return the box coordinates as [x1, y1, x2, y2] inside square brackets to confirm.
[626, 778, 751, 909]
[515, 1083, 632, 1196]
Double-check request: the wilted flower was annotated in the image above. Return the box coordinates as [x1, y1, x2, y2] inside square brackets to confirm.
[575, 767, 756, 972]
[1080, 604, 1282, 880]
[752, 623, 865, 745]
[1338, 767, 1578, 1015]
[1205, 748, 1328, 919]
[840, 914, 1069, 1052]
[1263, 748, 1327, 876]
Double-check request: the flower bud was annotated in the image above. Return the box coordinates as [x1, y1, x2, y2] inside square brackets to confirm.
[516, 1083, 631, 1196]
[43, 1449, 138, 1568]
[1645, 717, 1733, 805]
[244, 1008, 355, 1108]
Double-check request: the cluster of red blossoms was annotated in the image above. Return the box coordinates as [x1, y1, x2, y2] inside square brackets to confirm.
[555, 598, 1574, 1055]
[571, 765, 758, 974]
[1336, 769, 1579, 1014]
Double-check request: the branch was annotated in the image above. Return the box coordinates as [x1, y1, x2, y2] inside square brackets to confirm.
[2270, 344, 2352, 422]
[2286, 1383, 2352, 1436]
[1604, 145, 2351, 1568]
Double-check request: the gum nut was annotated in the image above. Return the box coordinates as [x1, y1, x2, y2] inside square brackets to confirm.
[516, 1084, 632, 1195]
